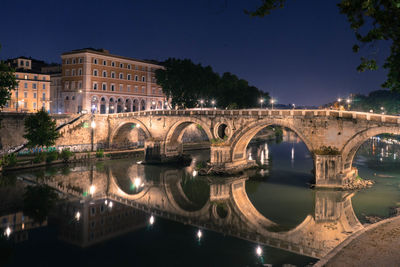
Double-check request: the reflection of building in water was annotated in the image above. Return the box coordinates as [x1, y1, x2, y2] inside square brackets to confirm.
[57, 198, 147, 247]
[0, 211, 48, 243]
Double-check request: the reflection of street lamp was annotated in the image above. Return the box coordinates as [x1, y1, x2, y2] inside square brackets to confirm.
[89, 185, 95, 196]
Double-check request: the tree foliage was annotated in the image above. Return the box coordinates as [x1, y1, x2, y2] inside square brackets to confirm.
[247, 0, 400, 92]
[155, 58, 269, 108]
[350, 89, 400, 114]
[23, 109, 60, 148]
[0, 44, 18, 110]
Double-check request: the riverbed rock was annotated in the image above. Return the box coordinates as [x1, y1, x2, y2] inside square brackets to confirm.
[342, 178, 374, 190]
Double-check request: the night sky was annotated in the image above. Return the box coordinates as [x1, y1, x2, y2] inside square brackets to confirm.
[0, 0, 390, 106]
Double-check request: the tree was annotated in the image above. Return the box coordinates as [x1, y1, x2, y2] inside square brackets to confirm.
[156, 58, 270, 109]
[23, 184, 58, 224]
[0, 44, 18, 110]
[23, 109, 60, 148]
[247, 1, 400, 92]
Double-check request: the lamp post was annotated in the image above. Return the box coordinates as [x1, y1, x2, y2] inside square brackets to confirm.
[270, 99, 275, 110]
[211, 99, 216, 109]
[200, 99, 204, 110]
[90, 118, 96, 152]
[292, 103, 295, 109]
[346, 98, 351, 110]
[152, 100, 156, 110]
[380, 106, 385, 114]
[259, 98, 264, 109]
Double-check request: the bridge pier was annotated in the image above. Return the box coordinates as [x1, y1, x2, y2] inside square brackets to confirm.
[314, 155, 356, 188]
[144, 140, 185, 164]
[209, 146, 257, 173]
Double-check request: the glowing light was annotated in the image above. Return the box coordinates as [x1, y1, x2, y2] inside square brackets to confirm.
[134, 178, 142, 189]
[75, 211, 81, 221]
[291, 147, 295, 160]
[89, 185, 96, 195]
[337, 98, 342, 102]
[108, 201, 113, 208]
[149, 215, 155, 225]
[259, 99, 264, 103]
[192, 170, 198, 177]
[256, 246, 262, 257]
[260, 150, 264, 165]
[197, 229, 202, 239]
[136, 161, 142, 164]
[91, 121, 96, 128]
[21, 223, 24, 230]
[248, 153, 253, 161]
[105, 200, 108, 205]
[136, 124, 140, 128]
[4, 227, 11, 238]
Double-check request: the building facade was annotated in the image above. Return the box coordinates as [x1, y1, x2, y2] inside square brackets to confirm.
[3, 57, 51, 112]
[61, 48, 166, 114]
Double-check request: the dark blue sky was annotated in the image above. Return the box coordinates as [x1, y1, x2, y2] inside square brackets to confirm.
[0, 0, 389, 105]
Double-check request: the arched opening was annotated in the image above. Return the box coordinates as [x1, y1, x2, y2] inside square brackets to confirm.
[232, 123, 314, 229]
[109, 98, 115, 114]
[117, 98, 123, 113]
[110, 163, 147, 195]
[140, 99, 146, 111]
[342, 128, 400, 222]
[132, 99, 139, 112]
[111, 121, 149, 150]
[100, 97, 107, 114]
[91, 96, 99, 113]
[125, 99, 132, 112]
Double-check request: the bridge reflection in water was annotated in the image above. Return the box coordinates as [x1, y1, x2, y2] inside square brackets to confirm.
[47, 161, 363, 260]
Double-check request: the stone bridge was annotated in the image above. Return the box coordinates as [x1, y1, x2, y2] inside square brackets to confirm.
[3, 109, 400, 187]
[56, 109, 400, 188]
[39, 164, 363, 259]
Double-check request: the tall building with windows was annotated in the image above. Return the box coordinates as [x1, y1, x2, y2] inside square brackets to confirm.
[61, 48, 166, 114]
[3, 57, 51, 112]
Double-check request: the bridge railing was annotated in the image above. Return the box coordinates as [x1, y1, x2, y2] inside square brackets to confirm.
[104, 109, 400, 124]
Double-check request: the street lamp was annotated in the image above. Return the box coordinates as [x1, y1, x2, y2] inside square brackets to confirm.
[152, 100, 156, 110]
[380, 106, 385, 114]
[270, 99, 275, 109]
[346, 98, 351, 110]
[292, 103, 295, 109]
[259, 98, 264, 109]
[211, 99, 216, 109]
[199, 99, 204, 110]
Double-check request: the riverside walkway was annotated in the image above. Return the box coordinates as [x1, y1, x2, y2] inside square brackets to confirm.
[316, 215, 400, 266]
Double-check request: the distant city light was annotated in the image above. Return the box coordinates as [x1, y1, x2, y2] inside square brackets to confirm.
[75, 211, 81, 221]
[338, 98, 342, 102]
[256, 246, 262, 257]
[197, 229, 202, 240]
[4, 227, 11, 238]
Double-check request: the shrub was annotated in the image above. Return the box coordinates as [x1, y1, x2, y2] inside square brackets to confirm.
[33, 152, 46, 163]
[2, 153, 18, 167]
[46, 151, 59, 163]
[314, 146, 340, 155]
[60, 149, 73, 161]
[195, 161, 207, 170]
[96, 149, 104, 158]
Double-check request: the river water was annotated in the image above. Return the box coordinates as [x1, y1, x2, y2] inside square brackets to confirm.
[1, 134, 400, 267]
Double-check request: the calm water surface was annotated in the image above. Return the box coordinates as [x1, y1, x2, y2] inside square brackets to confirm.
[1, 135, 400, 267]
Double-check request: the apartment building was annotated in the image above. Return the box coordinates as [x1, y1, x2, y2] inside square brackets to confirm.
[61, 48, 166, 114]
[3, 57, 50, 112]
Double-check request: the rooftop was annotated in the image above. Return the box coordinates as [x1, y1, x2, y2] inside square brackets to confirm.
[62, 48, 160, 66]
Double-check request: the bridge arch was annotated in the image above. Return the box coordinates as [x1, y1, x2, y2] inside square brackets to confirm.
[164, 117, 213, 145]
[230, 119, 314, 162]
[110, 118, 152, 148]
[341, 126, 400, 171]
